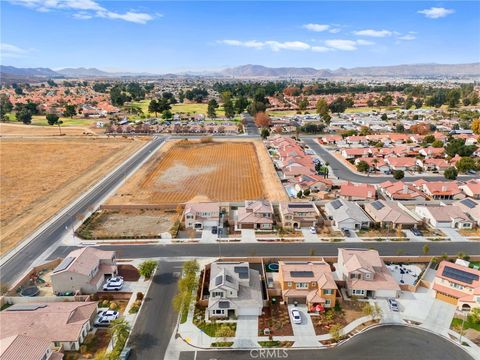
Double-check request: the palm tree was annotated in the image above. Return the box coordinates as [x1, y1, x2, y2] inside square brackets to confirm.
[109, 318, 131, 347]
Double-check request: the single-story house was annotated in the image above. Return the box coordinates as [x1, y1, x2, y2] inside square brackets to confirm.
[324, 199, 371, 231]
[414, 205, 474, 229]
[364, 200, 419, 228]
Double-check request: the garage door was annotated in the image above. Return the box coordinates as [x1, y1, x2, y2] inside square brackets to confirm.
[237, 307, 261, 316]
[287, 297, 306, 305]
[435, 292, 458, 305]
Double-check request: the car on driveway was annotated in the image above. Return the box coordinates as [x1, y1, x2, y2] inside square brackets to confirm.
[388, 298, 400, 312]
[291, 309, 302, 324]
[411, 228, 423, 236]
[309, 226, 316, 234]
[103, 282, 124, 291]
[98, 310, 119, 321]
[342, 228, 351, 237]
[106, 276, 124, 286]
[211, 226, 218, 234]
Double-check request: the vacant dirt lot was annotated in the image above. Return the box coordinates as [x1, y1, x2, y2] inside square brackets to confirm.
[0, 123, 102, 136]
[81, 209, 178, 238]
[0, 137, 146, 254]
[107, 139, 286, 205]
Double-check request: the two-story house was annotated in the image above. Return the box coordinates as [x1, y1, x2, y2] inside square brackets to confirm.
[207, 262, 263, 318]
[279, 202, 321, 229]
[278, 261, 337, 310]
[234, 200, 274, 231]
[184, 202, 221, 231]
[336, 248, 400, 298]
[51, 247, 117, 295]
[433, 260, 480, 312]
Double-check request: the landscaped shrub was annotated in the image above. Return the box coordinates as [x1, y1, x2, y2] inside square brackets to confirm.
[136, 292, 144, 301]
[138, 260, 157, 279]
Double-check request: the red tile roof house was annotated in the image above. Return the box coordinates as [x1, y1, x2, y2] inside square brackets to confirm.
[278, 260, 338, 308]
[419, 146, 446, 158]
[294, 174, 333, 193]
[354, 157, 390, 173]
[336, 248, 400, 298]
[0, 302, 97, 352]
[234, 200, 274, 231]
[385, 157, 417, 172]
[51, 247, 117, 295]
[364, 200, 420, 229]
[414, 205, 474, 229]
[453, 198, 480, 225]
[339, 182, 376, 201]
[459, 179, 480, 199]
[184, 202, 221, 231]
[319, 135, 343, 145]
[377, 181, 426, 201]
[416, 158, 450, 172]
[0, 334, 63, 360]
[279, 202, 321, 229]
[341, 148, 370, 160]
[433, 260, 480, 311]
[419, 181, 465, 200]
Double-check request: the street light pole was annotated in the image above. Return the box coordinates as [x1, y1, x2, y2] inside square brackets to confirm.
[459, 310, 467, 345]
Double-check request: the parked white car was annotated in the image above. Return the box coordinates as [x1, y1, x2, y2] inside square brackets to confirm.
[107, 276, 124, 287]
[94, 310, 119, 327]
[309, 226, 316, 234]
[103, 282, 123, 291]
[291, 309, 302, 324]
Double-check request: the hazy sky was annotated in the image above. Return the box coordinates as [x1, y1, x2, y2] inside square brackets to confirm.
[1, 1, 479, 72]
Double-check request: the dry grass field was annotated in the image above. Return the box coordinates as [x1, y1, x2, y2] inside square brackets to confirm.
[107, 139, 287, 205]
[0, 137, 146, 254]
[0, 123, 102, 136]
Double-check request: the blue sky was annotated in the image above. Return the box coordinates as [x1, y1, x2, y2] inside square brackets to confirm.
[1, 1, 479, 72]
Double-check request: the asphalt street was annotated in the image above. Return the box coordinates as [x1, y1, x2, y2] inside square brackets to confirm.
[0, 137, 165, 285]
[127, 261, 182, 360]
[178, 326, 473, 360]
[47, 241, 480, 264]
[302, 137, 476, 184]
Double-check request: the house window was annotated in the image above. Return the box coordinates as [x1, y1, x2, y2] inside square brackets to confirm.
[54, 342, 60, 347]
[323, 289, 333, 295]
[352, 289, 365, 295]
[214, 309, 224, 315]
[311, 281, 316, 287]
[451, 283, 464, 290]
[287, 282, 292, 288]
[211, 291, 223, 298]
[325, 299, 331, 306]
[364, 273, 371, 280]
[296, 282, 308, 289]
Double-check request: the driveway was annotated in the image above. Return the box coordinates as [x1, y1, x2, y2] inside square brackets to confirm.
[421, 299, 456, 335]
[241, 229, 257, 243]
[287, 305, 318, 347]
[201, 229, 218, 243]
[440, 228, 467, 242]
[373, 299, 403, 324]
[301, 228, 318, 243]
[233, 315, 259, 348]
[404, 229, 427, 242]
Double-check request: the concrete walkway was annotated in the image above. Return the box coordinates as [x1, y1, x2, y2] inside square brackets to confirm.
[240, 229, 257, 243]
[233, 315, 259, 348]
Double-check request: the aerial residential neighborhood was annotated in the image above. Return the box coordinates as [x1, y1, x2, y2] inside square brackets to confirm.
[1, 1, 480, 360]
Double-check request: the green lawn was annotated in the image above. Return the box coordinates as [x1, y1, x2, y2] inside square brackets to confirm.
[267, 110, 300, 117]
[451, 316, 480, 332]
[4, 113, 97, 127]
[131, 100, 226, 117]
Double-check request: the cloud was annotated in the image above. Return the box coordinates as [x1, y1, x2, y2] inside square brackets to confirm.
[218, 40, 311, 52]
[353, 29, 393, 37]
[325, 39, 373, 51]
[303, 23, 341, 33]
[397, 33, 416, 41]
[9, 0, 155, 24]
[0, 43, 29, 58]
[418, 7, 454, 19]
[219, 38, 374, 52]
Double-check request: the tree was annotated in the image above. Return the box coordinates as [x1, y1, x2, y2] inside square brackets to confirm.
[423, 134, 435, 144]
[207, 99, 219, 119]
[414, 98, 424, 109]
[405, 96, 414, 109]
[138, 260, 157, 279]
[431, 140, 444, 148]
[223, 97, 235, 119]
[16, 109, 32, 124]
[356, 160, 370, 173]
[162, 109, 173, 120]
[329, 97, 347, 113]
[381, 113, 388, 121]
[234, 96, 249, 114]
[254, 112, 271, 128]
[46, 113, 63, 135]
[395, 123, 405, 133]
[148, 99, 160, 117]
[297, 190, 303, 198]
[393, 170, 405, 180]
[444, 166, 458, 180]
[260, 127, 270, 139]
[64, 104, 77, 118]
[447, 89, 461, 108]
[329, 324, 342, 342]
[109, 318, 131, 347]
[445, 138, 477, 157]
[316, 98, 329, 116]
[0, 94, 13, 121]
[456, 157, 476, 173]
[303, 189, 311, 196]
[422, 244, 430, 255]
[472, 119, 480, 135]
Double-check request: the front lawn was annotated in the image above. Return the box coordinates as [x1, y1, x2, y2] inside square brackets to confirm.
[459, 228, 480, 237]
[358, 228, 405, 238]
[451, 316, 480, 332]
[211, 341, 234, 347]
[193, 305, 236, 337]
[311, 301, 364, 335]
[258, 340, 294, 348]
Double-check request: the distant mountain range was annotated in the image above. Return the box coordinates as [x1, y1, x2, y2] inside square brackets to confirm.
[1, 63, 479, 82]
[220, 63, 480, 78]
